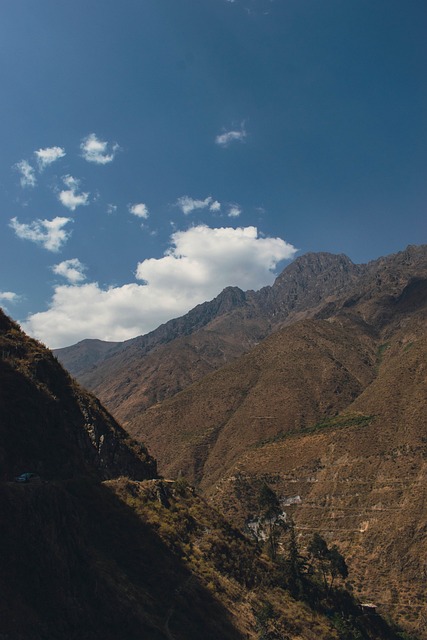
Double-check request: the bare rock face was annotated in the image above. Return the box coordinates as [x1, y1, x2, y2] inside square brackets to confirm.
[258, 251, 363, 318]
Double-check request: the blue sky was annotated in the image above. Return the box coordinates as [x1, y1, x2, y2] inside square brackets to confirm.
[0, 0, 426, 347]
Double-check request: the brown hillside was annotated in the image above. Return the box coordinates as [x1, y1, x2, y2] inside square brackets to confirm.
[55, 251, 365, 416]
[210, 316, 427, 637]
[129, 317, 378, 486]
[55, 246, 427, 432]
[2, 308, 401, 639]
[128, 274, 427, 638]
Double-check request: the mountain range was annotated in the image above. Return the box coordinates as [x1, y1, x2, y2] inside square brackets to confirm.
[55, 244, 427, 639]
[1, 307, 407, 640]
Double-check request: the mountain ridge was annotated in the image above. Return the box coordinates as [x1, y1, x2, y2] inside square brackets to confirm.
[53, 243, 427, 639]
[54, 244, 427, 426]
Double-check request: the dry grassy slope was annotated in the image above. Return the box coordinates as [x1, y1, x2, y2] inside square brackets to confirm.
[129, 316, 378, 486]
[209, 315, 427, 639]
[87, 316, 271, 422]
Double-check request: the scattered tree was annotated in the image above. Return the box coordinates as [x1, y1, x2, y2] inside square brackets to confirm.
[286, 518, 305, 599]
[308, 533, 348, 593]
[258, 482, 283, 560]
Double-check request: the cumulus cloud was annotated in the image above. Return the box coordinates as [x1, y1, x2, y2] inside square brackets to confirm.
[15, 160, 36, 188]
[210, 200, 221, 212]
[228, 205, 241, 218]
[52, 258, 86, 284]
[129, 203, 149, 219]
[35, 146, 66, 170]
[10, 216, 71, 252]
[107, 203, 117, 215]
[215, 124, 247, 147]
[23, 224, 297, 348]
[58, 175, 89, 211]
[80, 133, 119, 164]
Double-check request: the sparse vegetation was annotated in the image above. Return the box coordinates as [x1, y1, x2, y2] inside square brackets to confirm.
[377, 343, 390, 360]
[255, 413, 376, 448]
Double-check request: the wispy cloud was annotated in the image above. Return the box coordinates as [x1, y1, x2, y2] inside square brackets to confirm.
[23, 224, 297, 347]
[176, 195, 222, 215]
[107, 203, 117, 215]
[129, 203, 149, 219]
[58, 175, 89, 211]
[15, 160, 37, 188]
[215, 123, 247, 147]
[10, 216, 72, 252]
[0, 291, 20, 303]
[228, 205, 242, 218]
[80, 133, 119, 164]
[35, 146, 66, 171]
[52, 258, 86, 284]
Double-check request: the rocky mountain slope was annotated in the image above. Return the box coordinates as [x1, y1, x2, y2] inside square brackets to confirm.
[55, 251, 364, 418]
[123, 248, 427, 639]
[55, 245, 427, 429]
[54, 244, 427, 638]
[3, 307, 406, 639]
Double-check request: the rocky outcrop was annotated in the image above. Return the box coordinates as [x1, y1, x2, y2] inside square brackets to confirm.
[0, 310, 156, 482]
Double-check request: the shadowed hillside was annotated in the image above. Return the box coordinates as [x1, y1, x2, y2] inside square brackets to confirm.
[0, 311, 155, 482]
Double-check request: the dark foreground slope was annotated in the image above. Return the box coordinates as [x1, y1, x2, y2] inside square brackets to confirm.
[2, 309, 404, 640]
[0, 480, 243, 640]
[0, 310, 237, 639]
[0, 311, 155, 482]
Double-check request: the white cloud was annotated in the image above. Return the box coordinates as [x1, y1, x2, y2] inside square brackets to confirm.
[228, 205, 241, 218]
[210, 200, 221, 212]
[80, 133, 119, 164]
[52, 258, 86, 284]
[0, 291, 20, 303]
[176, 196, 214, 215]
[35, 146, 65, 171]
[215, 124, 247, 147]
[129, 203, 149, 219]
[107, 203, 117, 215]
[23, 224, 297, 348]
[15, 160, 36, 188]
[10, 216, 71, 252]
[58, 175, 89, 211]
